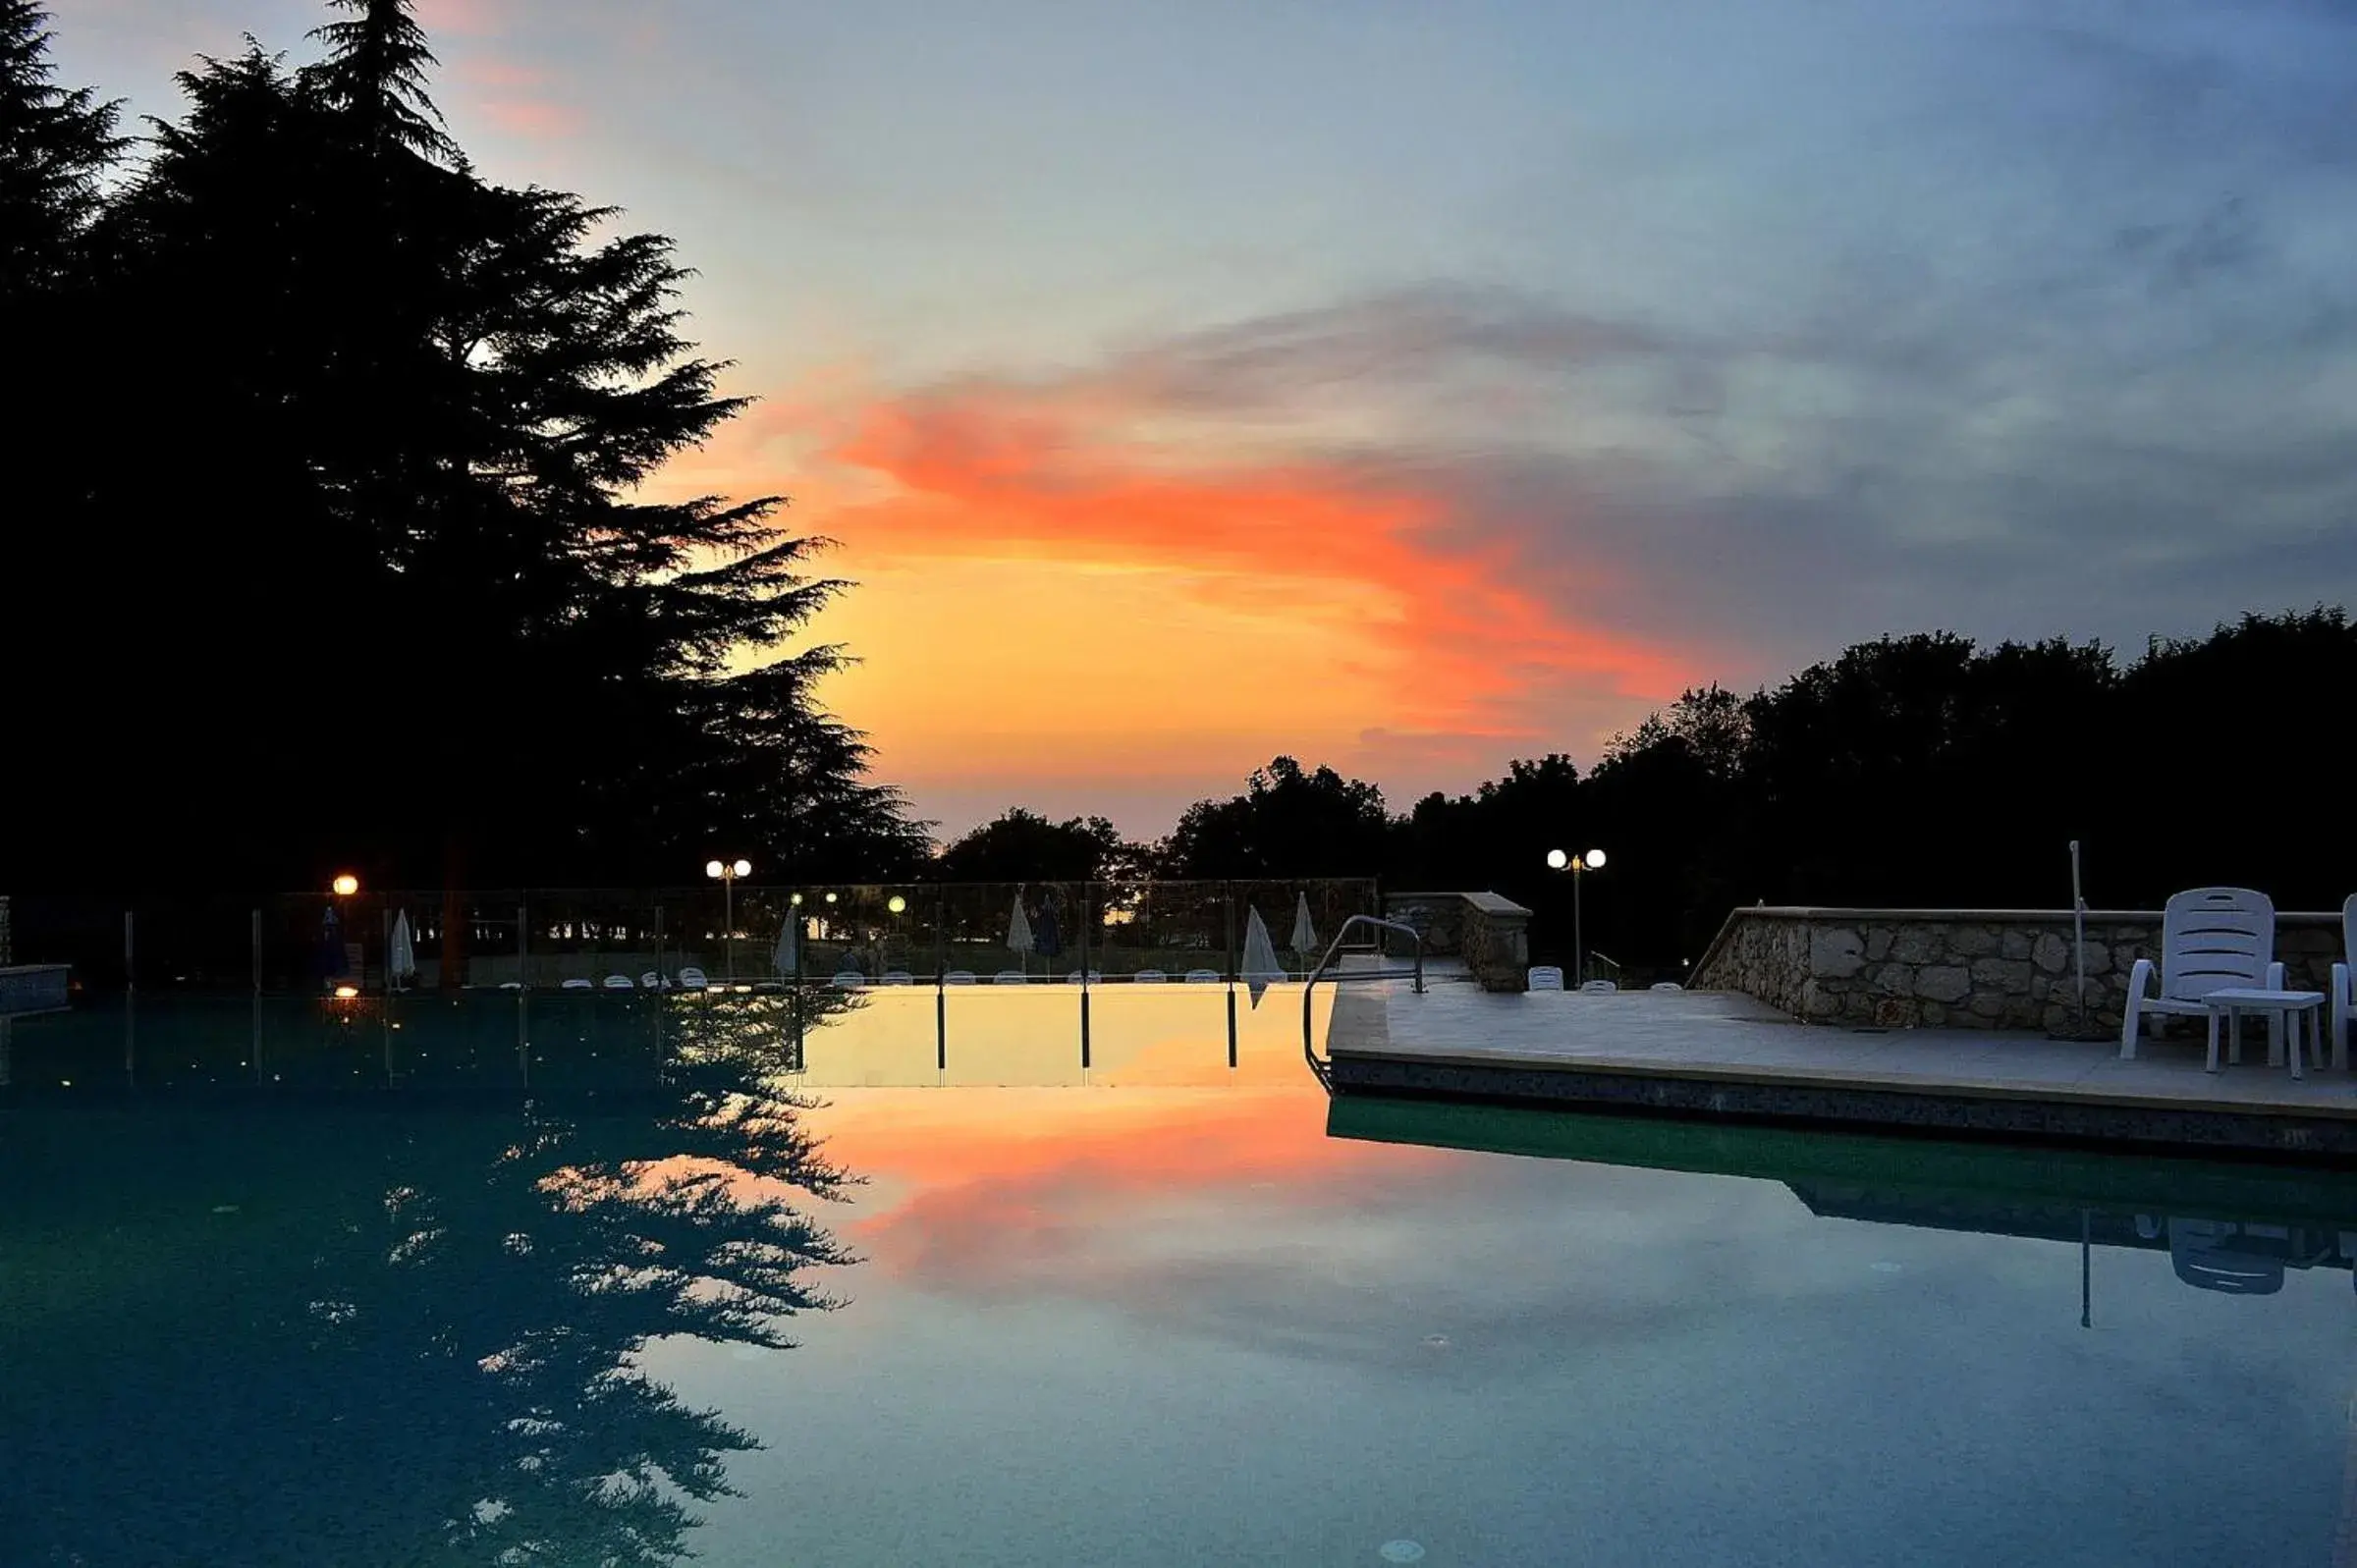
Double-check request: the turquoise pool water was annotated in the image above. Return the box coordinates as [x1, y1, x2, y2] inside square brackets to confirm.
[4, 991, 2355, 1565]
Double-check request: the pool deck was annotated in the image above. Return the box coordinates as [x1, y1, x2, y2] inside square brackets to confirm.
[1324, 979, 2357, 1162]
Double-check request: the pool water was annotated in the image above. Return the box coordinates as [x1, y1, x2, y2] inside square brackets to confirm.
[3, 989, 2355, 1565]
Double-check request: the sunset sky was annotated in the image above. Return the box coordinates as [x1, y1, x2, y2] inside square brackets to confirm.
[54, 0, 2357, 836]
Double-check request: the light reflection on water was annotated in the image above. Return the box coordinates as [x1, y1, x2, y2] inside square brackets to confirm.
[3, 988, 2355, 1566]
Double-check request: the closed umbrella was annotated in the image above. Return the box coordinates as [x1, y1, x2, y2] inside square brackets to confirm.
[1241, 906, 1285, 1008]
[1007, 892, 1034, 977]
[1289, 892, 1318, 974]
[773, 918, 798, 981]
[389, 910, 416, 991]
[319, 904, 349, 983]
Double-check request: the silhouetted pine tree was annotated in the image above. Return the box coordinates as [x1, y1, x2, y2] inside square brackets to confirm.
[3, 0, 920, 896]
[0, 0, 123, 297]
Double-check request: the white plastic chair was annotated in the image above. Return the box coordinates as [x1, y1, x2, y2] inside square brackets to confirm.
[1650, 982, 1684, 992]
[2168, 1218, 2285, 1295]
[560, 978, 592, 991]
[830, 971, 864, 989]
[639, 971, 664, 991]
[602, 974, 635, 991]
[1527, 965, 1564, 991]
[1184, 968, 1222, 984]
[1579, 980, 1617, 994]
[944, 970, 977, 985]
[678, 967, 710, 990]
[1133, 969, 1168, 983]
[993, 970, 1027, 984]
[2119, 888, 2285, 1058]
[2331, 892, 2355, 1070]
[1066, 970, 1104, 984]
[882, 970, 914, 986]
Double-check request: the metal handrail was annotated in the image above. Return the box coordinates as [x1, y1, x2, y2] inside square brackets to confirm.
[1301, 915, 1426, 1086]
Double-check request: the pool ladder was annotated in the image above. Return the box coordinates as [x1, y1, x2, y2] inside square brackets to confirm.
[1301, 915, 1426, 1089]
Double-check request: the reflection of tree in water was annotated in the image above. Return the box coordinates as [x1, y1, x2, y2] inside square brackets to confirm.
[0, 987, 859, 1566]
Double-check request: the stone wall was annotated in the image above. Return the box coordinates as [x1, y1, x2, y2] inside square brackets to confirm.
[1382, 891, 1533, 992]
[0, 964, 71, 1015]
[1691, 906, 2344, 1032]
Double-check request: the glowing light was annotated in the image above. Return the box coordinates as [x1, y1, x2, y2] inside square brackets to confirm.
[824, 892, 839, 904]
[1585, 848, 1607, 870]
[333, 985, 359, 1000]
[1545, 849, 1568, 870]
[790, 892, 803, 906]
[331, 874, 359, 896]
[732, 858, 751, 879]
[887, 894, 907, 914]
[704, 859, 725, 880]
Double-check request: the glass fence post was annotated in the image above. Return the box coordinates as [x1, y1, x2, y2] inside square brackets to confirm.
[1078, 881, 1092, 1070]
[935, 895, 948, 1073]
[1223, 883, 1238, 1069]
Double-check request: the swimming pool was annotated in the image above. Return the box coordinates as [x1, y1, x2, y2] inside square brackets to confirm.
[3, 988, 2353, 1564]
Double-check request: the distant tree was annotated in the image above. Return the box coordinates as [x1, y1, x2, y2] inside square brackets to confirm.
[1155, 756, 1395, 879]
[935, 808, 1135, 884]
[2108, 607, 2357, 907]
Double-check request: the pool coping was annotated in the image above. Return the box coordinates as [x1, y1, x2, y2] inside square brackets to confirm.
[1324, 986, 2357, 1162]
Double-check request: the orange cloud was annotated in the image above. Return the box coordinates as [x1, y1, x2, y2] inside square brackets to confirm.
[860, 385, 1668, 653]
[650, 302, 1717, 828]
[804, 1085, 1453, 1291]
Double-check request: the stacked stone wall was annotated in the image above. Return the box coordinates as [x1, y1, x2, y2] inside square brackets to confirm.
[1691, 908, 2342, 1031]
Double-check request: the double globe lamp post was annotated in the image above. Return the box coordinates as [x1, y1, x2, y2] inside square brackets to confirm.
[704, 858, 750, 981]
[1546, 847, 1607, 986]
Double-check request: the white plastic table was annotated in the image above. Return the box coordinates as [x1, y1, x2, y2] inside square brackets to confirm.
[2203, 988, 2327, 1080]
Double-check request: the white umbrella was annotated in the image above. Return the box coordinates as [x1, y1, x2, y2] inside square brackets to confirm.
[388, 910, 416, 990]
[1241, 906, 1285, 1008]
[772, 918, 798, 980]
[1007, 892, 1034, 977]
[1289, 892, 1318, 972]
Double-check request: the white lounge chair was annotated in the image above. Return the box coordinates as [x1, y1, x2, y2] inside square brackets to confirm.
[944, 970, 977, 985]
[1527, 965, 1564, 991]
[830, 971, 864, 988]
[882, 970, 914, 986]
[2120, 888, 2285, 1058]
[560, 978, 592, 991]
[1066, 970, 1104, 984]
[2332, 892, 2356, 1070]
[640, 971, 664, 990]
[1650, 981, 1684, 992]
[603, 974, 635, 990]
[1183, 968, 1222, 984]
[993, 970, 1027, 984]
[1578, 980, 1617, 994]
[678, 967, 710, 989]
[1133, 969, 1168, 983]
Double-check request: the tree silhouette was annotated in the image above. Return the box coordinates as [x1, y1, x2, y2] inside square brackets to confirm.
[1155, 756, 1394, 878]
[0, 1, 920, 896]
[0, 0, 123, 296]
[937, 807, 1137, 884]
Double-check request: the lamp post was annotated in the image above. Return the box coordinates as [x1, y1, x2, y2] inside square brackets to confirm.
[1546, 847, 1607, 985]
[705, 858, 750, 981]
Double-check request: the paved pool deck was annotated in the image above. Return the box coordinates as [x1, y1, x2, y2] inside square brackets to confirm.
[1324, 978, 2357, 1162]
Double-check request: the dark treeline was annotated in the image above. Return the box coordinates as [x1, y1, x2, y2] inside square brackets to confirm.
[949, 612, 2357, 971]
[0, 0, 927, 894]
